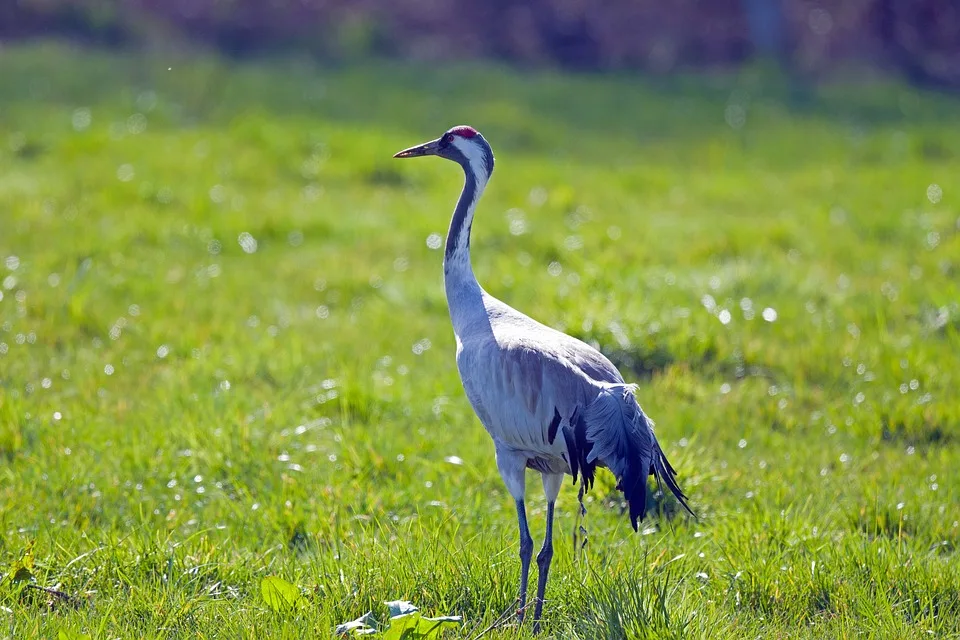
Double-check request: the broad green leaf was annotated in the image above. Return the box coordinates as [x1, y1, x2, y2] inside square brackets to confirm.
[383, 612, 462, 639]
[260, 576, 302, 613]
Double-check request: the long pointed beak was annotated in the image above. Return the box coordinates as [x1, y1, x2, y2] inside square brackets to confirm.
[393, 138, 441, 159]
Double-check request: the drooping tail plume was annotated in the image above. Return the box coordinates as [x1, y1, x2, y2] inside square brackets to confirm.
[576, 385, 694, 530]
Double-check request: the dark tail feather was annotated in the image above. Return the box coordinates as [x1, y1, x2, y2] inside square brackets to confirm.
[580, 386, 695, 531]
[623, 466, 647, 532]
[623, 442, 694, 531]
[650, 442, 696, 519]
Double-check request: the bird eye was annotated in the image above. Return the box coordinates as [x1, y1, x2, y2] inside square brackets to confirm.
[444, 134, 455, 143]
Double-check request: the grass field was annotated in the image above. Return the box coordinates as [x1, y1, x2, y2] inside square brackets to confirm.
[1, 42, 959, 638]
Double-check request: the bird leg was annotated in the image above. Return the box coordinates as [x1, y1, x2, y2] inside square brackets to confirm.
[573, 482, 589, 562]
[515, 499, 534, 623]
[532, 500, 555, 633]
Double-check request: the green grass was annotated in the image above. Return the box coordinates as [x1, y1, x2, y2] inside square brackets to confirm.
[1, 41, 959, 638]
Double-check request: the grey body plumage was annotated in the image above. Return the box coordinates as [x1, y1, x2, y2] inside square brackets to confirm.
[394, 126, 693, 632]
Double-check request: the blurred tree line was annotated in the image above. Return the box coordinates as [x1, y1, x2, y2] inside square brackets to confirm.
[2, 0, 958, 88]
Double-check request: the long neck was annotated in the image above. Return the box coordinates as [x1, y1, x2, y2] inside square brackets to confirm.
[443, 169, 487, 327]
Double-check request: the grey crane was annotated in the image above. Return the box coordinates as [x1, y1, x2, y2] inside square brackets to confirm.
[394, 125, 693, 632]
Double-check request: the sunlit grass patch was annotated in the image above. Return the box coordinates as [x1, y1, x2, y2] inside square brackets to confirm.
[0, 41, 958, 637]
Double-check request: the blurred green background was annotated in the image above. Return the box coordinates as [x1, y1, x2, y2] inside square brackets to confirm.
[1, 2, 959, 639]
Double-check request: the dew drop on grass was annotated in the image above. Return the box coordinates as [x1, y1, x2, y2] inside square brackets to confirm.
[762, 307, 778, 322]
[927, 183, 942, 204]
[426, 233, 442, 250]
[72, 108, 92, 131]
[116, 164, 135, 182]
[104, 364, 114, 375]
[445, 455, 463, 466]
[718, 309, 732, 325]
[127, 113, 147, 135]
[528, 186, 548, 206]
[725, 104, 746, 129]
[238, 232, 258, 254]
[137, 90, 157, 112]
[738, 439, 747, 449]
[53, 411, 62, 421]
[411, 338, 431, 355]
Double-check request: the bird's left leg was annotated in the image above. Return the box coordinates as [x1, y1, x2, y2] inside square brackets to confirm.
[496, 447, 532, 623]
[532, 472, 563, 633]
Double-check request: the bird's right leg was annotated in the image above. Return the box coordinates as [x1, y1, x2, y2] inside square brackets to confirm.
[515, 499, 534, 622]
[496, 447, 532, 623]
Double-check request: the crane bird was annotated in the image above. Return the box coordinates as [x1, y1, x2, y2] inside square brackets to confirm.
[394, 126, 694, 631]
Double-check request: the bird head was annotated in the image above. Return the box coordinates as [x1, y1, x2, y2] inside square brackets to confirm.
[394, 125, 495, 182]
